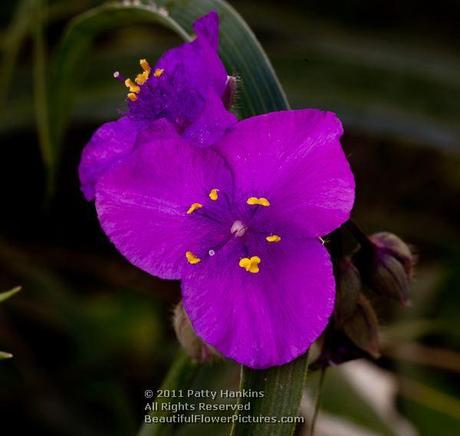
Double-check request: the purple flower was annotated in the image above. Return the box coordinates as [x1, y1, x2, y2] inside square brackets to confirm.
[94, 110, 355, 368]
[79, 11, 236, 200]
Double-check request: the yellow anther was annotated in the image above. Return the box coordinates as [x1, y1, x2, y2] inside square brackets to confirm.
[239, 256, 261, 273]
[140, 58, 151, 72]
[247, 197, 270, 207]
[186, 203, 203, 214]
[209, 189, 219, 201]
[135, 70, 149, 85]
[127, 93, 138, 102]
[153, 68, 164, 78]
[186, 251, 201, 265]
[266, 234, 281, 243]
[125, 78, 140, 94]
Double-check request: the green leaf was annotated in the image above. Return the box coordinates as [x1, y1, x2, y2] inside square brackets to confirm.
[0, 0, 34, 113]
[33, 0, 53, 173]
[0, 286, 21, 361]
[0, 286, 21, 303]
[50, 1, 190, 165]
[230, 355, 308, 436]
[0, 351, 13, 360]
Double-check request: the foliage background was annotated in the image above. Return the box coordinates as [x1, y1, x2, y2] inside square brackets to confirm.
[0, 0, 459, 435]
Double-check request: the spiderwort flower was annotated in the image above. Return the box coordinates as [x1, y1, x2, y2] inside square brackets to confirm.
[79, 11, 236, 200]
[95, 110, 355, 368]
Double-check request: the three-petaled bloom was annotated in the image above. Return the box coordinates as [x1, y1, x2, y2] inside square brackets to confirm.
[94, 110, 355, 368]
[79, 12, 236, 200]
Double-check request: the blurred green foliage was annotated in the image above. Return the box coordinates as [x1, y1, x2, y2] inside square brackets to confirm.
[0, 0, 459, 435]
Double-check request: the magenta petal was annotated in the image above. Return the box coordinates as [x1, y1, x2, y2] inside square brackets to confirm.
[95, 119, 232, 280]
[79, 117, 147, 201]
[183, 91, 237, 147]
[153, 12, 227, 98]
[216, 110, 355, 237]
[192, 10, 219, 51]
[182, 238, 335, 368]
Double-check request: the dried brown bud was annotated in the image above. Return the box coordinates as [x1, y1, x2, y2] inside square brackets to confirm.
[335, 258, 361, 327]
[173, 301, 221, 363]
[342, 293, 380, 359]
[354, 232, 415, 305]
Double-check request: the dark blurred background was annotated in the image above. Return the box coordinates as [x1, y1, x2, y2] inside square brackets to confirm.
[0, 1, 459, 435]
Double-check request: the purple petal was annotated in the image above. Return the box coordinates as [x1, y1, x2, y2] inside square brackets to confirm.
[79, 116, 146, 201]
[95, 119, 232, 280]
[192, 10, 219, 51]
[183, 91, 237, 147]
[182, 237, 335, 368]
[215, 109, 355, 237]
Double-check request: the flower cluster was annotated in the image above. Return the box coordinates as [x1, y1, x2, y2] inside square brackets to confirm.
[79, 12, 355, 369]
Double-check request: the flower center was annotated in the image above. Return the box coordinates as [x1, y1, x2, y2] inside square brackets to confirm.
[114, 58, 164, 102]
[230, 220, 247, 238]
[184, 190, 282, 273]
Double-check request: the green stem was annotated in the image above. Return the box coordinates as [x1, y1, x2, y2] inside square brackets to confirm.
[309, 367, 326, 436]
[137, 351, 199, 436]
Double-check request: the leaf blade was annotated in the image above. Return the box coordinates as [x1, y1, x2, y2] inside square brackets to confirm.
[231, 355, 308, 436]
[0, 286, 21, 303]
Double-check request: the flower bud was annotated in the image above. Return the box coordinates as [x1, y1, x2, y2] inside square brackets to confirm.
[334, 258, 361, 327]
[312, 291, 380, 370]
[310, 328, 367, 370]
[354, 232, 415, 305]
[222, 75, 237, 110]
[342, 293, 380, 359]
[173, 301, 221, 363]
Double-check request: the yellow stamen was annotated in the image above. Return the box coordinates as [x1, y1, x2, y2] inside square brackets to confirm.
[186, 251, 201, 265]
[239, 256, 261, 273]
[127, 92, 138, 102]
[154, 68, 164, 78]
[209, 188, 219, 201]
[266, 234, 281, 243]
[247, 197, 270, 207]
[140, 58, 151, 73]
[135, 70, 149, 85]
[125, 78, 140, 94]
[186, 202, 203, 214]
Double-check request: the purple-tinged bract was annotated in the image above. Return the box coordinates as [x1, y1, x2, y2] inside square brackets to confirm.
[95, 109, 355, 368]
[79, 11, 236, 201]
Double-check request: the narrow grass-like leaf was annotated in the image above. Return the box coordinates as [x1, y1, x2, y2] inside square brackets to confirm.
[0, 351, 13, 360]
[0, 286, 21, 361]
[33, 0, 53, 173]
[230, 355, 308, 436]
[0, 286, 21, 303]
[0, 0, 34, 113]
[50, 2, 190, 163]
